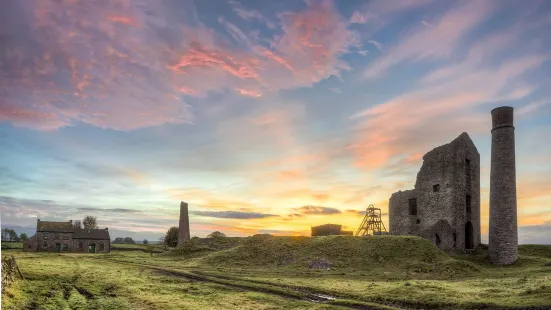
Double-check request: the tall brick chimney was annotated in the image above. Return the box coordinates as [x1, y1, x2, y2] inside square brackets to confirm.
[489, 106, 518, 265]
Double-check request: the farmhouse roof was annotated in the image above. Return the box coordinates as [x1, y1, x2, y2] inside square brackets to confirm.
[37, 220, 73, 232]
[73, 228, 110, 240]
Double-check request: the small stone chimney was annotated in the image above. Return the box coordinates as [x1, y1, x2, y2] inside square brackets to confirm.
[178, 201, 191, 245]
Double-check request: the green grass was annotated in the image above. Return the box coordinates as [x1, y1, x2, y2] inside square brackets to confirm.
[1, 242, 23, 250]
[3, 236, 551, 309]
[2, 252, 335, 310]
[110, 243, 148, 249]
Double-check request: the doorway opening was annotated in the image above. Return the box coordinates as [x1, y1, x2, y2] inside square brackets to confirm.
[465, 221, 474, 250]
[435, 234, 441, 247]
[89, 244, 96, 253]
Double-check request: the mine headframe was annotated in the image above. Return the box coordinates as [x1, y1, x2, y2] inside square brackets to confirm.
[355, 204, 388, 236]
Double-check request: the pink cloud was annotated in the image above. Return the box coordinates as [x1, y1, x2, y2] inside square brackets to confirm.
[350, 11, 372, 24]
[236, 88, 263, 98]
[1, 0, 359, 131]
[169, 44, 261, 80]
[108, 15, 139, 27]
[262, 50, 296, 73]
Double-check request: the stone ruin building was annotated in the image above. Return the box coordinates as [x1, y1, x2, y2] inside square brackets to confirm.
[23, 219, 110, 253]
[388, 106, 519, 265]
[389, 132, 481, 254]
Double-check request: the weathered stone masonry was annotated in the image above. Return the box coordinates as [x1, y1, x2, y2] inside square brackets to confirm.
[178, 201, 190, 245]
[389, 132, 481, 253]
[489, 106, 518, 265]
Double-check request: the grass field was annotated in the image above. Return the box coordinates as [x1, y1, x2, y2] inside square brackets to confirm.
[2, 235, 551, 310]
[1, 242, 23, 250]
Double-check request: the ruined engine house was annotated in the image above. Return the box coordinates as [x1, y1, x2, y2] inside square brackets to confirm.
[389, 132, 481, 253]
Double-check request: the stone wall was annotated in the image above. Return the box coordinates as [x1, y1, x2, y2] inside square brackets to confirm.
[1, 256, 23, 293]
[23, 234, 37, 251]
[35, 232, 74, 252]
[72, 239, 110, 253]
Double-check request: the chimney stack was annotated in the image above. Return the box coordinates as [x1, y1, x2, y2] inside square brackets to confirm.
[489, 106, 518, 265]
[178, 201, 190, 245]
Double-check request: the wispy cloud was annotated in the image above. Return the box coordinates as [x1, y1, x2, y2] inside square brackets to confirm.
[291, 205, 342, 215]
[190, 211, 278, 219]
[77, 207, 141, 214]
[352, 4, 550, 170]
[364, 1, 496, 77]
[368, 40, 383, 52]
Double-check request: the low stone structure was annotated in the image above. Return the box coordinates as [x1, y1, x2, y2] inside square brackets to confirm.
[311, 224, 342, 236]
[389, 132, 481, 253]
[23, 219, 110, 253]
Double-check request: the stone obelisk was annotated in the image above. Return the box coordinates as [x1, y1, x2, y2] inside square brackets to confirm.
[178, 201, 190, 245]
[489, 106, 518, 265]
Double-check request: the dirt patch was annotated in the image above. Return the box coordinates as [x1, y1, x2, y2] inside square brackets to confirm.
[308, 259, 332, 270]
[74, 286, 94, 299]
[63, 285, 71, 300]
[26, 301, 39, 310]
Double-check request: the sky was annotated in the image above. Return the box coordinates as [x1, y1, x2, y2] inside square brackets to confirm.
[1, 0, 550, 244]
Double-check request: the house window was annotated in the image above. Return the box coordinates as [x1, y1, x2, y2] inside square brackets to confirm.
[416, 219, 420, 224]
[99, 243, 104, 251]
[408, 198, 417, 216]
[79, 242, 84, 250]
[433, 184, 440, 192]
[465, 158, 471, 190]
[54, 233, 60, 240]
[63, 234, 70, 240]
[466, 195, 472, 214]
[28, 244, 32, 249]
[43, 242, 48, 248]
[43, 234, 48, 240]
[63, 244, 69, 251]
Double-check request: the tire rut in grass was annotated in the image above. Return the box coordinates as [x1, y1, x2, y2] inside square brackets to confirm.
[94, 257, 551, 310]
[90, 257, 400, 310]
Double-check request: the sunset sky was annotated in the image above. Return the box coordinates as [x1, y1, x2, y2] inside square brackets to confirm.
[1, 0, 550, 243]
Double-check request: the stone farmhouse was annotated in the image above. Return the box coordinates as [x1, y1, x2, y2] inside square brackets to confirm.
[389, 132, 481, 254]
[23, 219, 111, 253]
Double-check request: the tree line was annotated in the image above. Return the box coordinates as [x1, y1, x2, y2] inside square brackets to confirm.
[1, 229, 28, 242]
[159, 227, 226, 248]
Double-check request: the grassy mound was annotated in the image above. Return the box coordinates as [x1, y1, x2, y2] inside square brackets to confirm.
[201, 235, 478, 274]
[164, 237, 242, 258]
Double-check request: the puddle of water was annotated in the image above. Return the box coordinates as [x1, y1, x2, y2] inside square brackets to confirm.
[311, 293, 336, 301]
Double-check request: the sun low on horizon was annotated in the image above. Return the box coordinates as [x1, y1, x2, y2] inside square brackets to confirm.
[1, 0, 550, 244]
